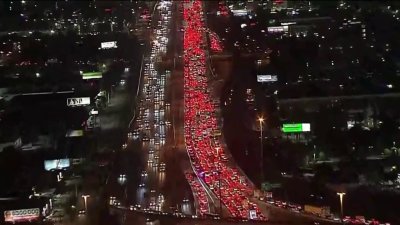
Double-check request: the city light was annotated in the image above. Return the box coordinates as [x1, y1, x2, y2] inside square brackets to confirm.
[82, 195, 90, 212]
[0, 1, 396, 224]
[337, 192, 346, 221]
[183, 0, 265, 219]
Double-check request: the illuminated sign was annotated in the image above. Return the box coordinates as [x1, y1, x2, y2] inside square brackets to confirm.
[282, 123, 311, 133]
[90, 109, 99, 115]
[267, 26, 288, 33]
[281, 22, 297, 26]
[347, 120, 355, 129]
[67, 97, 91, 106]
[257, 75, 278, 82]
[101, 41, 117, 49]
[4, 208, 40, 223]
[249, 210, 257, 219]
[81, 71, 102, 80]
[261, 182, 282, 191]
[231, 9, 248, 16]
[65, 130, 84, 137]
[44, 159, 70, 171]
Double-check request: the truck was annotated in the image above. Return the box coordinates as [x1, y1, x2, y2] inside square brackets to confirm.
[304, 205, 331, 218]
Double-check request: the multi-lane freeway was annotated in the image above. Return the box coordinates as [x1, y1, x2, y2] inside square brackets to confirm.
[106, 0, 195, 217]
[109, 1, 342, 224]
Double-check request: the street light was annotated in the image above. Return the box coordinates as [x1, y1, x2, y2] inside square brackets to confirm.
[216, 147, 222, 217]
[337, 192, 346, 222]
[82, 195, 90, 212]
[258, 116, 265, 184]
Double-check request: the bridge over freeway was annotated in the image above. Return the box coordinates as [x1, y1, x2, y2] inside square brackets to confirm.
[110, 205, 338, 225]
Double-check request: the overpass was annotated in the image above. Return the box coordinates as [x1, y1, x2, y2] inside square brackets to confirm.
[111, 206, 334, 225]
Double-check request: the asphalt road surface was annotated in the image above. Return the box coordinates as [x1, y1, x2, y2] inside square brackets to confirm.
[108, 0, 195, 219]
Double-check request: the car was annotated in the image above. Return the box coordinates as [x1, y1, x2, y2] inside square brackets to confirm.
[114, 200, 121, 206]
[78, 209, 86, 216]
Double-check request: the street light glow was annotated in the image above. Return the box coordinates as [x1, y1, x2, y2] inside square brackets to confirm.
[337, 192, 346, 197]
[82, 195, 90, 212]
[337, 192, 346, 221]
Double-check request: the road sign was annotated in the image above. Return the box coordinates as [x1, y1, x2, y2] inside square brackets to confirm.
[261, 182, 281, 191]
[101, 41, 117, 49]
[81, 72, 102, 80]
[249, 210, 257, 220]
[67, 97, 90, 107]
[257, 75, 278, 83]
[282, 123, 311, 133]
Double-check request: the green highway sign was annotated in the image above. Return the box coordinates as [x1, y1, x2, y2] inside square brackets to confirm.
[261, 182, 282, 191]
[282, 123, 310, 133]
[82, 71, 102, 80]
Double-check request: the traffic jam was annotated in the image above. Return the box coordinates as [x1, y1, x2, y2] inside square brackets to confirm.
[183, 0, 265, 220]
[184, 171, 211, 215]
[129, 0, 172, 212]
[208, 29, 223, 53]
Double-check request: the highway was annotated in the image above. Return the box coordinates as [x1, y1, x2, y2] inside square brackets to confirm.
[109, 0, 340, 224]
[130, 0, 194, 214]
[163, 0, 220, 216]
[181, 0, 341, 224]
[106, 0, 195, 218]
[182, 0, 267, 220]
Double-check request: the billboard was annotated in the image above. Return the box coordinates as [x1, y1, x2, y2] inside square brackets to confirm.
[81, 71, 102, 80]
[44, 159, 70, 171]
[4, 208, 40, 223]
[65, 130, 84, 137]
[257, 75, 278, 83]
[282, 123, 311, 133]
[101, 41, 117, 49]
[267, 26, 288, 33]
[231, 9, 248, 16]
[67, 97, 90, 106]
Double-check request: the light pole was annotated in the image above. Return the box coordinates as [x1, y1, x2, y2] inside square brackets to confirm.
[258, 116, 265, 184]
[216, 147, 222, 217]
[337, 192, 346, 223]
[82, 195, 90, 212]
